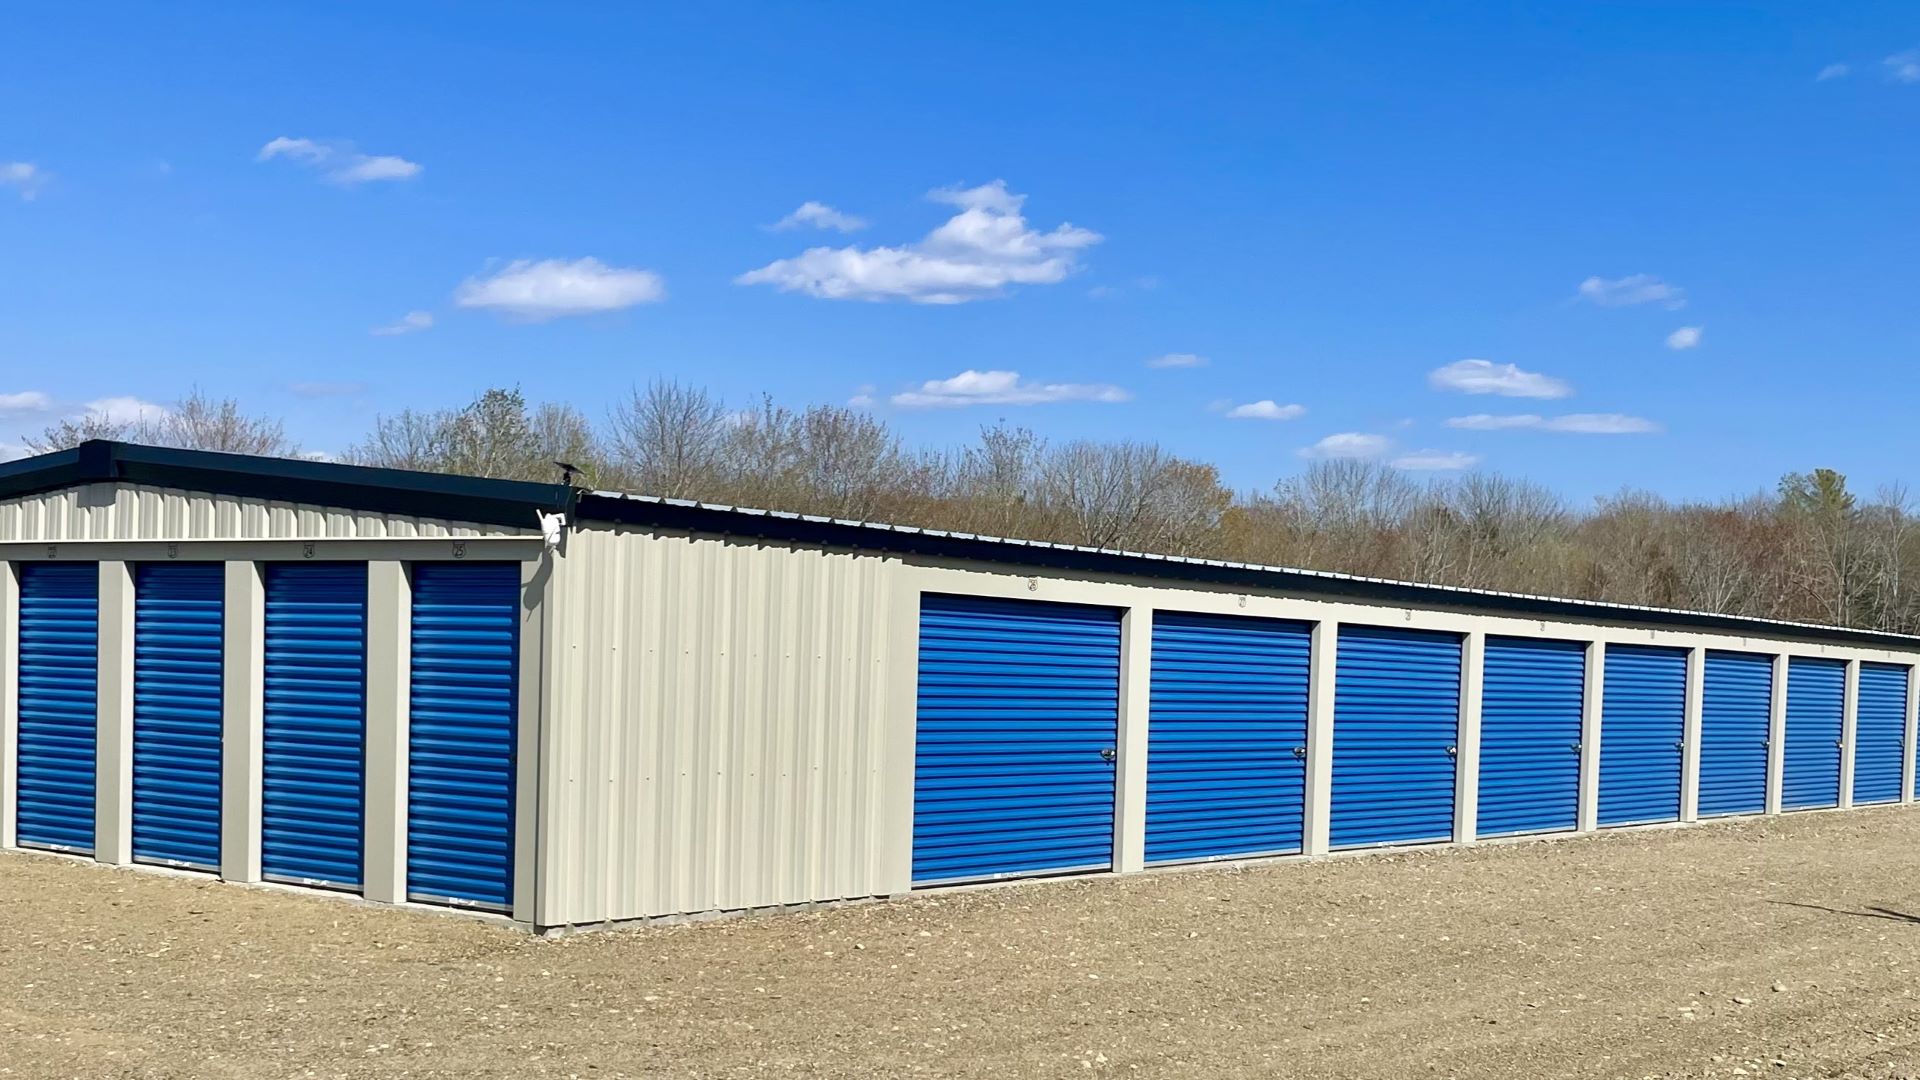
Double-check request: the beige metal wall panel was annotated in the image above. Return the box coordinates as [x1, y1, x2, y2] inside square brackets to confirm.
[541, 525, 895, 926]
[0, 483, 529, 542]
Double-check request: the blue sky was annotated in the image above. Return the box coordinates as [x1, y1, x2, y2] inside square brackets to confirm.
[2, 4, 1916, 502]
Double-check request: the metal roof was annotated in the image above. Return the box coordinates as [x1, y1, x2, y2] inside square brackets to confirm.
[576, 489, 1920, 652]
[0, 441, 573, 529]
[1, 442, 1909, 651]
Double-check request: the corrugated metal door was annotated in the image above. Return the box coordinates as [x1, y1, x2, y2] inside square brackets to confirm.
[130, 563, 224, 870]
[1330, 625, 1460, 848]
[1699, 650, 1772, 817]
[1783, 657, 1844, 810]
[913, 594, 1121, 885]
[1477, 636, 1584, 837]
[1854, 662, 1909, 805]
[1145, 611, 1309, 863]
[1598, 644, 1686, 827]
[15, 563, 100, 853]
[262, 563, 368, 889]
[408, 562, 520, 910]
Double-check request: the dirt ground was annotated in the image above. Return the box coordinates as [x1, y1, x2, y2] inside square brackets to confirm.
[7, 812, 1920, 1079]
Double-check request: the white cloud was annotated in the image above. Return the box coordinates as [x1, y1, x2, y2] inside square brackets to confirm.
[1392, 449, 1481, 471]
[257, 136, 421, 185]
[1447, 414, 1544, 431]
[737, 180, 1100, 304]
[371, 310, 434, 336]
[848, 385, 877, 408]
[0, 390, 52, 416]
[772, 201, 868, 233]
[1428, 358, 1572, 399]
[1225, 400, 1305, 421]
[1146, 352, 1207, 369]
[1447, 412, 1661, 434]
[1887, 51, 1920, 83]
[1665, 325, 1703, 350]
[86, 396, 168, 425]
[1, 161, 49, 201]
[1577, 274, 1686, 309]
[889, 369, 1130, 408]
[455, 258, 666, 320]
[1298, 432, 1391, 459]
[1818, 62, 1852, 81]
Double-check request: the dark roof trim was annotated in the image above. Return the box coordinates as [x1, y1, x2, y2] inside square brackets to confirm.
[579, 492, 1920, 652]
[0, 441, 574, 530]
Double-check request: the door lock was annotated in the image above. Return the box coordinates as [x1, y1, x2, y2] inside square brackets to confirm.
[1446, 744, 1458, 757]
[1291, 745, 1308, 759]
[1569, 741, 1582, 753]
[1099, 747, 1116, 764]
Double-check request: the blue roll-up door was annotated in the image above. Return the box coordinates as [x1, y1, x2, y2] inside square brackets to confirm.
[1145, 611, 1309, 864]
[408, 562, 520, 910]
[1699, 650, 1772, 817]
[1478, 636, 1584, 838]
[1783, 657, 1844, 810]
[1330, 625, 1460, 849]
[1598, 644, 1686, 827]
[15, 563, 99, 853]
[130, 563, 224, 870]
[913, 594, 1121, 885]
[1855, 662, 1908, 805]
[262, 563, 368, 889]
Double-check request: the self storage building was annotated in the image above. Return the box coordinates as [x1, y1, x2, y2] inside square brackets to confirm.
[2, 440, 1918, 931]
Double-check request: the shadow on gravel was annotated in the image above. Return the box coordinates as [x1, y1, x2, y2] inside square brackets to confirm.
[1770, 900, 1920, 924]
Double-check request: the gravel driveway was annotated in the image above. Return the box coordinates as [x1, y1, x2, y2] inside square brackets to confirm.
[6, 809, 1920, 1079]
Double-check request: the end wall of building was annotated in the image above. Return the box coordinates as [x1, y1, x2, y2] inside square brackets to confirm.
[537, 524, 898, 926]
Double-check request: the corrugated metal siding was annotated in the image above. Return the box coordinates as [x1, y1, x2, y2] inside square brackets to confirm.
[1330, 625, 1460, 848]
[408, 562, 520, 910]
[15, 562, 99, 852]
[1783, 657, 1844, 810]
[0, 483, 521, 542]
[913, 594, 1119, 885]
[1855, 662, 1908, 805]
[1145, 611, 1309, 863]
[261, 563, 368, 889]
[541, 526, 893, 925]
[1699, 650, 1771, 817]
[1477, 636, 1584, 837]
[130, 563, 223, 869]
[1598, 644, 1686, 826]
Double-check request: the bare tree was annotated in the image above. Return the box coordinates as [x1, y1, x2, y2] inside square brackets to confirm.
[606, 380, 730, 498]
[25, 391, 290, 456]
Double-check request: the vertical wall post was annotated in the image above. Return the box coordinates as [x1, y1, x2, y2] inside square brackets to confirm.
[1453, 631, 1484, 844]
[1904, 664, 1918, 805]
[1111, 605, 1152, 874]
[1577, 640, 1604, 832]
[1840, 659, 1859, 809]
[1766, 654, 1788, 815]
[0, 561, 18, 848]
[1302, 619, 1338, 856]
[362, 560, 411, 905]
[513, 557, 548, 926]
[220, 561, 265, 882]
[1681, 646, 1704, 823]
[95, 560, 135, 865]
[878, 581, 922, 898]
